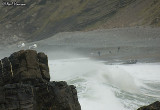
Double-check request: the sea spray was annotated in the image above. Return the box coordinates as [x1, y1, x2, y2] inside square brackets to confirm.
[49, 58, 160, 110]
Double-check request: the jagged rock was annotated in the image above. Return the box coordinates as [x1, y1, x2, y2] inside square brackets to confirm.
[0, 84, 35, 110]
[137, 101, 160, 110]
[36, 81, 81, 110]
[0, 50, 50, 86]
[0, 50, 81, 110]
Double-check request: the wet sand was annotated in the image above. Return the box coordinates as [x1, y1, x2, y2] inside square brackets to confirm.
[1, 27, 160, 63]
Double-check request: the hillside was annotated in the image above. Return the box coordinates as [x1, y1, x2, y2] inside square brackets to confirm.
[89, 0, 160, 30]
[0, 0, 160, 45]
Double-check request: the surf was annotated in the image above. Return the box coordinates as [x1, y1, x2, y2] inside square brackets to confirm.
[49, 58, 160, 110]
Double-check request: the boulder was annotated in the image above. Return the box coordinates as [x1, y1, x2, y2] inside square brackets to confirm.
[0, 50, 81, 110]
[137, 101, 160, 110]
[0, 50, 50, 86]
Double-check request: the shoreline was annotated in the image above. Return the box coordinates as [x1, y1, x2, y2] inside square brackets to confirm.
[0, 26, 160, 63]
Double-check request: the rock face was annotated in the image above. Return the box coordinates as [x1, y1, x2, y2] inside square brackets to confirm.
[137, 101, 160, 110]
[0, 50, 81, 110]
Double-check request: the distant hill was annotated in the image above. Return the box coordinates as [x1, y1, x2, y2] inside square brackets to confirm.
[0, 0, 160, 45]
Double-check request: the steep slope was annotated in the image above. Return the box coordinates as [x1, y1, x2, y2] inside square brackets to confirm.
[90, 0, 160, 30]
[0, 0, 159, 45]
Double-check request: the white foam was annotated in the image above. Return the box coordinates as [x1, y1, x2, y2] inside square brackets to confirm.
[49, 58, 160, 110]
[120, 63, 160, 81]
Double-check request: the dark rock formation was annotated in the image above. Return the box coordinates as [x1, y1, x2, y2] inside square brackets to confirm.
[0, 50, 81, 110]
[123, 59, 137, 64]
[137, 101, 160, 110]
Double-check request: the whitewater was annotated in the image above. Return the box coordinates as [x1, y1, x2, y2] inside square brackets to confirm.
[49, 58, 160, 110]
[1, 27, 159, 110]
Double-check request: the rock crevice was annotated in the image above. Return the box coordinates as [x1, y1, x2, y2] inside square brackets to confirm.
[0, 50, 81, 110]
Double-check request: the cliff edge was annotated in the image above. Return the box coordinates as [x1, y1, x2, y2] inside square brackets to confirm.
[0, 50, 81, 110]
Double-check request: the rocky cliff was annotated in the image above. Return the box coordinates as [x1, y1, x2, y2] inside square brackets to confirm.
[137, 101, 160, 110]
[0, 0, 160, 45]
[0, 50, 81, 110]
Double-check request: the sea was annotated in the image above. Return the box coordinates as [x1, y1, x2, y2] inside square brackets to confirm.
[49, 58, 160, 110]
[0, 47, 159, 110]
[1, 28, 160, 110]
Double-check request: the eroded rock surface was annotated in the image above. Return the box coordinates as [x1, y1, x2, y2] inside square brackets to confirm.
[0, 50, 81, 110]
[137, 101, 160, 110]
